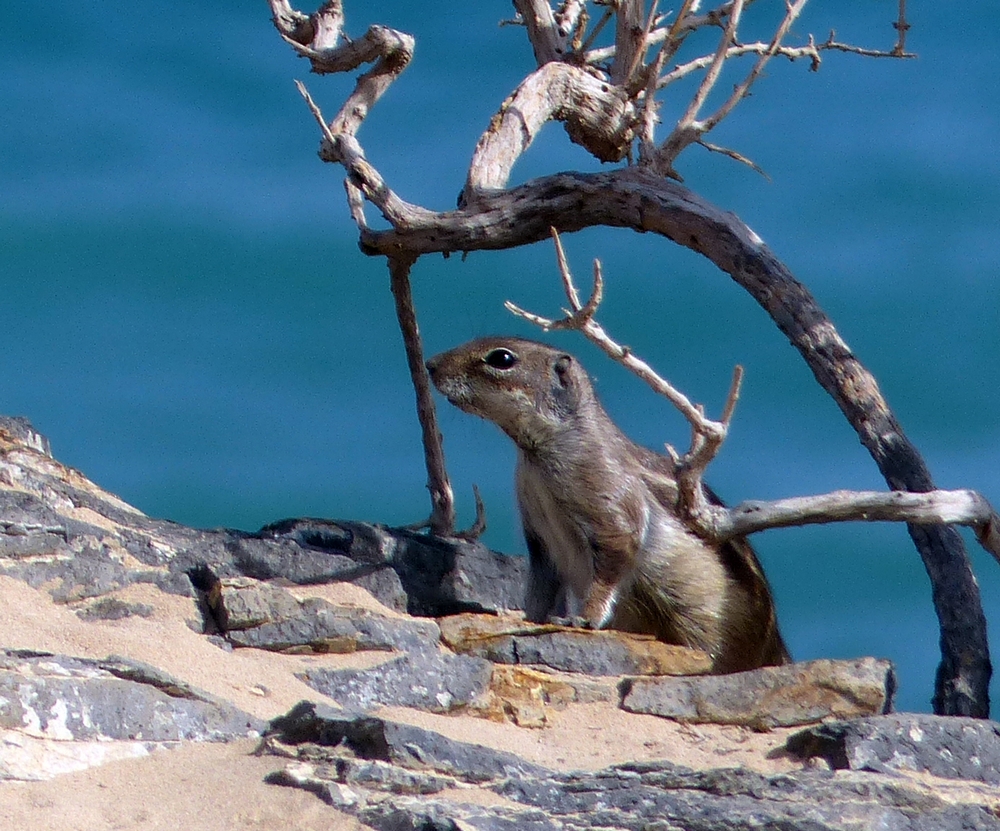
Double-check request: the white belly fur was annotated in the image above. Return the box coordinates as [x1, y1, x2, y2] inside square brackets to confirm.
[517, 452, 729, 633]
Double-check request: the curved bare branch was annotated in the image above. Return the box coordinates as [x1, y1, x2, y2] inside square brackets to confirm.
[357, 166, 992, 717]
[268, 1, 987, 716]
[465, 63, 637, 196]
[269, 1, 414, 136]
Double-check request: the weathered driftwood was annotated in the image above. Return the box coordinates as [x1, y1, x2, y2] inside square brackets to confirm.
[266, 0, 991, 717]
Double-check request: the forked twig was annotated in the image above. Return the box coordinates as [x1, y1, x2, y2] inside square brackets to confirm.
[455, 484, 488, 541]
[507, 230, 735, 439]
[674, 0, 746, 131]
[700, 0, 810, 134]
[506, 229, 741, 529]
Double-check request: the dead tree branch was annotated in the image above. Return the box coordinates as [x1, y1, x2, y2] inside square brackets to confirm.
[582, 0, 728, 66]
[269, 0, 454, 533]
[268, 1, 989, 716]
[724, 490, 1000, 560]
[654, 0, 812, 177]
[658, 40, 821, 88]
[465, 63, 638, 196]
[388, 257, 455, 537]
[363, 166, 993, 718]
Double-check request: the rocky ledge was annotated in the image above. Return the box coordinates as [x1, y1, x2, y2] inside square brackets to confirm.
[2, 415, 999, 830]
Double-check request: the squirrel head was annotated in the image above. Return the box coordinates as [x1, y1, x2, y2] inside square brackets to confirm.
[426, 337, 594, 451]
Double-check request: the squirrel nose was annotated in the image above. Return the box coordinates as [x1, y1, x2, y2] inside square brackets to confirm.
[425, 355, 440, 379]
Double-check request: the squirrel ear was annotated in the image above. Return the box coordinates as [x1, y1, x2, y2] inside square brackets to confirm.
[553, 354, 573, 386]
[550, 354, 579, 413]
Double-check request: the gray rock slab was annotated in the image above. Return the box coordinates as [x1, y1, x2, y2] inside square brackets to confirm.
[226, 531, 408, 611]
[209, 578, 303, 630]
[1, 421, 528, 623]
[0, 505, 522, 624]
[267, 757, 454, 799]
[389, 526, 527, 617]
[495, 762, 1000, 831]
[266, 700, 548, 782]
[297, 651, 493, 713]
[257, 519, 527, 617]
[357, 799, 561, 831]
[92, 655, 218, 701]
[207, 576, 441, 654]
[226, 597, 441, 654]
[262, 706, 1000, 831]
[513, 630, 707, 676]
[0, 651, 264, 744]
[75, 596, 155, 621]
[621, 657, 895, 728]
[786, 713, 1000, 785]
[439, 613, 711, 679]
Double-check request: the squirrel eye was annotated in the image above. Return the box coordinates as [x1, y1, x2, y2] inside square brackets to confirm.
[484, 348, 517, 370]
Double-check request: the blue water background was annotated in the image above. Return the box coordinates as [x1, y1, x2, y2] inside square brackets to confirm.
[3, 2, 998, 714]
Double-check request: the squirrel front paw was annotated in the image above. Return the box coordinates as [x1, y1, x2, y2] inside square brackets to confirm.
[549, 615, 599, 631]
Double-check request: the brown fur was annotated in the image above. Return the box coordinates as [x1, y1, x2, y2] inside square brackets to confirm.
[426, 337, 790, 673]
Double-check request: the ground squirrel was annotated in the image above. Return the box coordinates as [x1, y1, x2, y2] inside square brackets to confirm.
[426, 336, 790, 673]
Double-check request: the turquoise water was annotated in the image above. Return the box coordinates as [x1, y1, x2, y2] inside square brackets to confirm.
[2, 1, 999, 713]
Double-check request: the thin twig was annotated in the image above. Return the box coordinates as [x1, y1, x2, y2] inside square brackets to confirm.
[659, 40, 821, 88]
[701, 0, 809, 134]
[388, 256, 456, 537]
[584, 0, 732, 65]
[296, 79, 338, 145]
[650, 0, 747, 174]
[698, 139, 769, 178]
[822, 31, 915, 59]
[578, 6, 614, 56]
[719, 365, 744, 425]
[507, 229, 731, 448]
[676, 0, 745, 129]
[892, 0, 911, 57]
[295, 76, 431, 229]
[639, 42, 668, 162]
[455, 484, 488, 541]
[668, 0, 701, 39]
